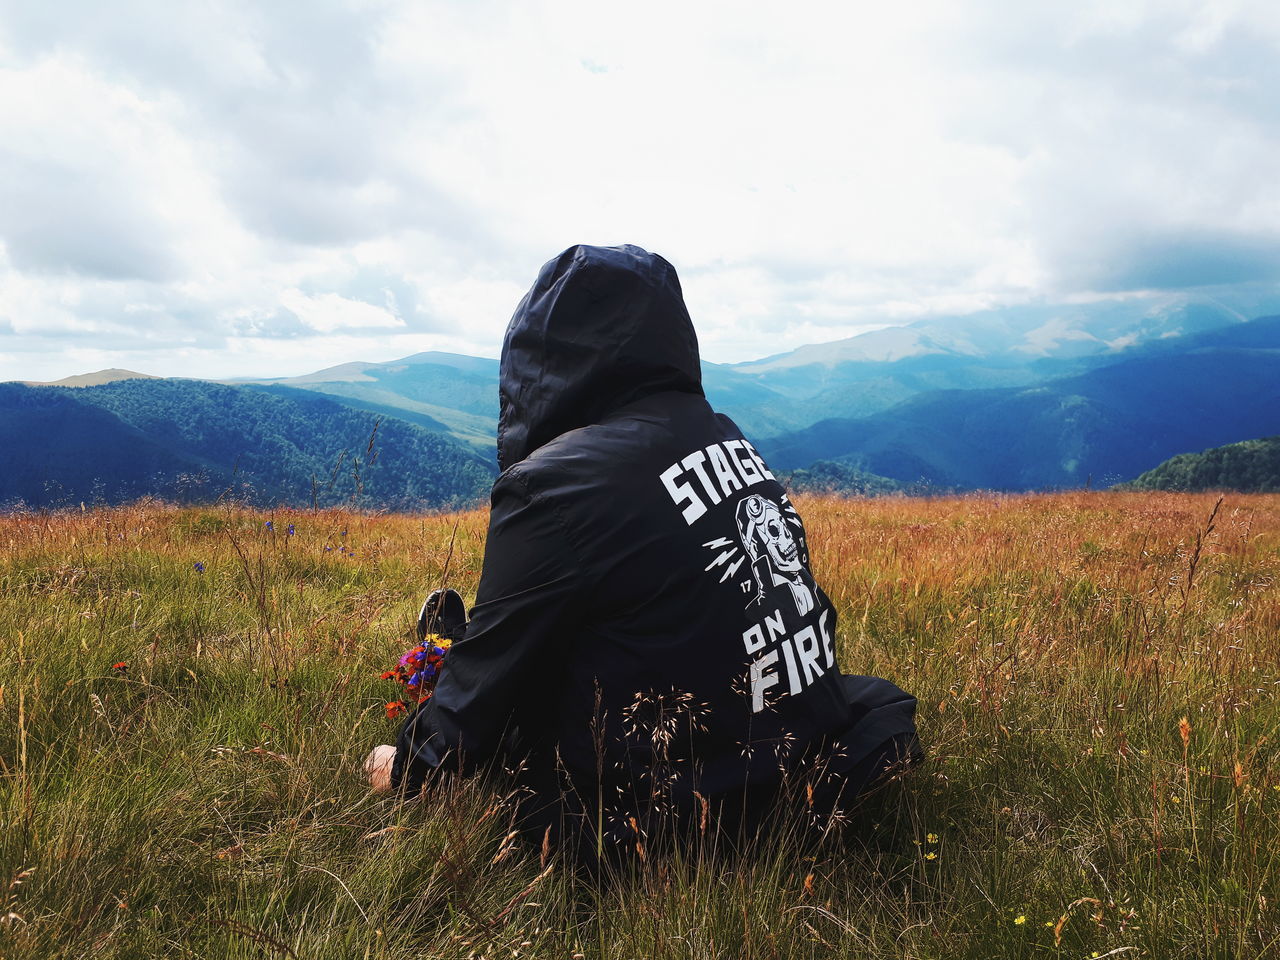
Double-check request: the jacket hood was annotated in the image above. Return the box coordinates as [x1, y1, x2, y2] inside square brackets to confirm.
[497, 244, 704, 470]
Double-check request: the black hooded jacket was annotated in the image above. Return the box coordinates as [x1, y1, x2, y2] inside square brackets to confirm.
[391, 244, 918, 814]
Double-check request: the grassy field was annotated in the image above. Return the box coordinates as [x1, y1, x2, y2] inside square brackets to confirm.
[1, 492, 1278, 959]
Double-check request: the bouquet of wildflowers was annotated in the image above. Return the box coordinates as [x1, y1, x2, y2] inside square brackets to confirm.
[382, 634, 451, 719]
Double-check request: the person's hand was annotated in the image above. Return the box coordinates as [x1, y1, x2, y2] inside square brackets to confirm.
[364, 744, 396, 794]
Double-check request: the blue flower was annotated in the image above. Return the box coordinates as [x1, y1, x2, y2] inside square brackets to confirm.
[193, 561, 205, 574]
[264, 520, 274, 532]
[324, 545, 333, 552]
[287, 524, 295, 536]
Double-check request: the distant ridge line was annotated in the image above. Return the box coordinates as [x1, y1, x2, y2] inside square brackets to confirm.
[19, 368, 161, 388]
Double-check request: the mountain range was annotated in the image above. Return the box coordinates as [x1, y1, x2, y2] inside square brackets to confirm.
[7, 291, 1280, 508]
[759, 321, 1280, 489]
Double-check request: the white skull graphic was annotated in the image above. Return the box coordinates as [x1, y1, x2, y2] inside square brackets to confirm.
[733, 495, 815, 617]
[738, 495, 801, 572]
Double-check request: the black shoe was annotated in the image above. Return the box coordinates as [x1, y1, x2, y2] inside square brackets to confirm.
[417, 588, 467, 642]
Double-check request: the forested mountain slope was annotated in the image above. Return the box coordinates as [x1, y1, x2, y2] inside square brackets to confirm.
[1120, 436, 1280, 493]
[0, 380, 494, 509]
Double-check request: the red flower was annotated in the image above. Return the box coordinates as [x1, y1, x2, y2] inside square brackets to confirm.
[112, 662, 128, 671]
[380, 637, 451, 719]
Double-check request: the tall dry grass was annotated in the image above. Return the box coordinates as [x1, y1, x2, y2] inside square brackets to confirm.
[1, 491, 1278, 958]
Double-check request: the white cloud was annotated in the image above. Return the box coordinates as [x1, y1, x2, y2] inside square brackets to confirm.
[278, 289, 404, 333]
[0, 55, 250, 281]
[1, 0, 1279, 378]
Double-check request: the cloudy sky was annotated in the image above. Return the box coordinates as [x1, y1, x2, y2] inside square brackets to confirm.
[1, 0, 1278, 381]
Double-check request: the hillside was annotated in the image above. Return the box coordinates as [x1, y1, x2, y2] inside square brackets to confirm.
[782, 459, 906, 496]
[1121, 436, 1280, 493]
[0, 383, 219, 508]
[251, 353, 503, 455]
[0, 380, 494, 510]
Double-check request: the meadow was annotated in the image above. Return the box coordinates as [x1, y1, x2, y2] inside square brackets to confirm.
[1, 491, 1278, 959]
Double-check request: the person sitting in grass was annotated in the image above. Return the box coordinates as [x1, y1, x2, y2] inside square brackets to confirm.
[365, 243, 920, 854]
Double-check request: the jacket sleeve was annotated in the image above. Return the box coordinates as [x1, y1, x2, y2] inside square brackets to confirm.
[391, 466, 584, 795]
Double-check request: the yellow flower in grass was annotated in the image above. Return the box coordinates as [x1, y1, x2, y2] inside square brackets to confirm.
[924, 851, 937, 860]
[1171, 795, 1182, 804]
[926, 832, 939, 844]
[1013, 915, 1026, 925]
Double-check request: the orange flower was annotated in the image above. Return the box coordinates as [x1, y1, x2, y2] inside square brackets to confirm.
[385, 700, 407, 719]
[112, 662, 128, 671]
